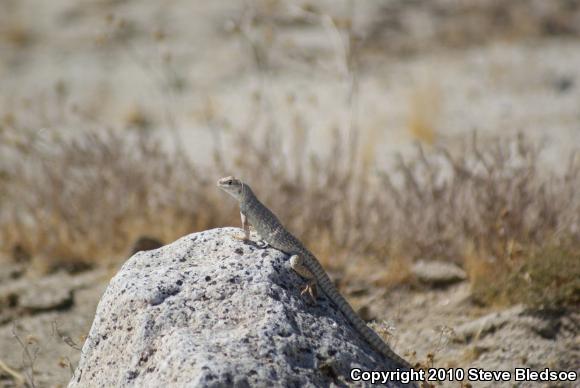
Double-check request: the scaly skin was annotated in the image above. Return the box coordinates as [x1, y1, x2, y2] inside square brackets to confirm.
[217, 176, 414, 371]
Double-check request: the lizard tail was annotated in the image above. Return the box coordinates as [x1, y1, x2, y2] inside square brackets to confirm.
[306, 253, 413, 370]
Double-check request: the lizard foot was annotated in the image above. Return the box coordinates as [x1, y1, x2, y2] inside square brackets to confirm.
[289, 254, 318, 304]
[300, 281, 318, 304]
[233, 233, 250, 242]
[255, 240, 269, 248]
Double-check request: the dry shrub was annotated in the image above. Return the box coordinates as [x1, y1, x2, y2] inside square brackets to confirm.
[1, 123, 578, 307]
[225, 127, 580, 266]
[374, 255, 415, 290]
[378, 133, 579, 307]
[508, 242, 580, 308]
[468, 241, 580, 308]
[379, 133, 579, 262]
[0, 128, 218, 271]
[215, 124, 381, 262]
[218, 127, 579, 306]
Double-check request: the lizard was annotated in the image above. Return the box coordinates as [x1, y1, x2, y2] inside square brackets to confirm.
[217, 176, 415, 372]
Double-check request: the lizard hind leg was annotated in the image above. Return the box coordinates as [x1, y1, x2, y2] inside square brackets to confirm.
[289, 254, 318, 303]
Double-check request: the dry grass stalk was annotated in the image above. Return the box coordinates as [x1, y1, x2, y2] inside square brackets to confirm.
[0, 358, 26, 387]
[11, 325, 39, 388]
[0, 128, 220, 271]
[1, 116, 578, 306]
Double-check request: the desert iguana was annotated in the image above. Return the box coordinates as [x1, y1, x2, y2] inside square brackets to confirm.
[217, 176, 414, 371]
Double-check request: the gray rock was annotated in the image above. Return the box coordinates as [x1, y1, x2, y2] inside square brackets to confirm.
[19, 276, 74, 312]
[411, 260, 466, 287]
[0, 261, 24, 284]
[0, 272, 76, 321]
[129, 236, 164, 255]
[453, 305, 525, 343]
[518, 315, 560, 340]
[70, 228, 412, 388]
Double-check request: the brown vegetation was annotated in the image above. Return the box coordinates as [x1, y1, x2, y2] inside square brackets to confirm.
[1, 125, 578, 307]
[0, 129, 215, 271]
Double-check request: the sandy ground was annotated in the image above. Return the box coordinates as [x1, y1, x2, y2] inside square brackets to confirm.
[0, 262, 577, 388]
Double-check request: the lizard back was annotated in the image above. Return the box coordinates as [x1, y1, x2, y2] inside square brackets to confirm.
[241, 188, 306, 254]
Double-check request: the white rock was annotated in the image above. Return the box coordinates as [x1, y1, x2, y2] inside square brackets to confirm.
[70, 228, 410, 387]
[411, 260, 467, 287]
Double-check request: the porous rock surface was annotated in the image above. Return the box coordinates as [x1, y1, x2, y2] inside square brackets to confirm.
[69, 228, 409, 388]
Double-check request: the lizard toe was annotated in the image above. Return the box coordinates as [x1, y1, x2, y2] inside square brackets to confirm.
[300, 282, 318, 304]
[255, 240, 269, 248]
[233, 234, 252, 243]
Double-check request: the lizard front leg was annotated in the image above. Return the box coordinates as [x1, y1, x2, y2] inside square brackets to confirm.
[235, 212, 270, 248]
[290, 254, 318, 303]
[234, 211, 251, 241]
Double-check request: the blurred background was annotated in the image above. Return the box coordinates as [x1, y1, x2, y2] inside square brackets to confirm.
[0, 1, 579, 387]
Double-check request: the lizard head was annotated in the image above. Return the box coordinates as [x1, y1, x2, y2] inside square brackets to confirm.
[217, 176, 245, 200]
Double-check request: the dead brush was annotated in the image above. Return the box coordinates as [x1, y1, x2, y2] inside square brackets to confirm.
[0, 128, 220, 271]
[376, 132, 579, 306]
[468, 239, 580, 308]
[1, 122, 578, 307]
[214, 122, 379, 270]
[218, 127, 579, 307]
[377, 133, 579, 262]
[223, 127, 580, 261]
